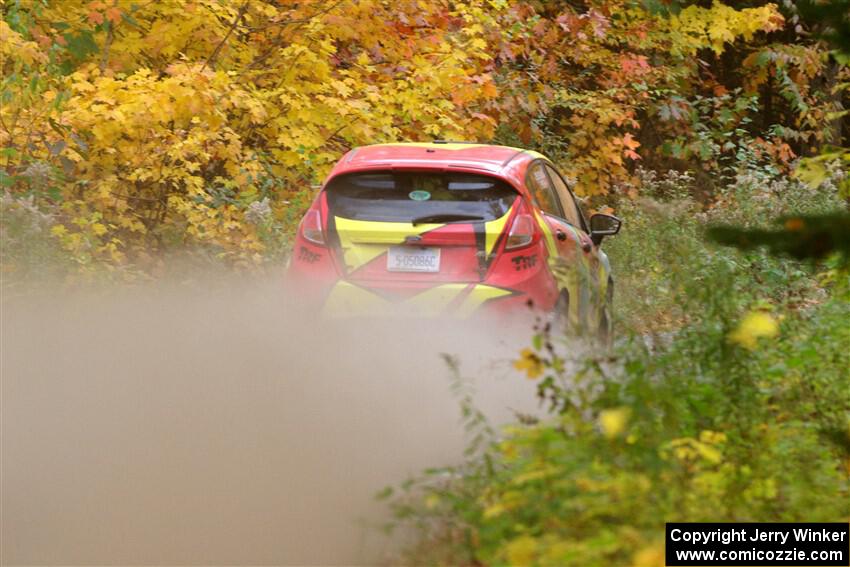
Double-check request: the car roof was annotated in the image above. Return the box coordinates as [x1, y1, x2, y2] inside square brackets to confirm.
[326, 142, 546, 188]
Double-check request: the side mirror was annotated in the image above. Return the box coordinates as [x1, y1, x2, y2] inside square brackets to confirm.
[589, 213, 622, 246]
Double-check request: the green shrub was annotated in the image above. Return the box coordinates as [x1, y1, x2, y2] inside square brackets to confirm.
[385, 166, 850, 566]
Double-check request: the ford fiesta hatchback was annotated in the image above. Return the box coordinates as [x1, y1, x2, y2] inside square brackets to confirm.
[287, 142, 621, 335]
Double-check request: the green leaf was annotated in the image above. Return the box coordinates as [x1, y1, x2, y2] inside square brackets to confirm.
[46, 186, 64, 201]
[62, 30, 98, 66]
[0, 147, 19, 159]
[374, 486, 394, 500]
[121, 9, 142, 28]
[0, 170, 17, 187]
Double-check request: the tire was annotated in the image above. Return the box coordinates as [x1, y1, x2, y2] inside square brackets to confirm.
[598, 280, 614, 347]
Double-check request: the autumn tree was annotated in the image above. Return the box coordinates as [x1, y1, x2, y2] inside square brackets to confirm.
[1, 0, 845, 271]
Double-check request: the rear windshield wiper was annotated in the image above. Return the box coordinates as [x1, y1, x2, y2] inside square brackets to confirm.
[411, 214, 485, 226]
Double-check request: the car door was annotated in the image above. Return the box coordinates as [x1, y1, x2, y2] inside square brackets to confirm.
[543, 163, 608, 329]
[525, 161, 591, 327]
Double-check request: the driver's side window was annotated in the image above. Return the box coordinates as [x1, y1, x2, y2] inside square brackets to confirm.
[544, 164, 585, 231]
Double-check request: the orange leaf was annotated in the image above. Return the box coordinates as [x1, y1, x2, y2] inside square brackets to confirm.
[87, 10, 105, 25]
[105, 7, 122, 24]
[481, 81, 498, 98]
[622, 133, 641, 151]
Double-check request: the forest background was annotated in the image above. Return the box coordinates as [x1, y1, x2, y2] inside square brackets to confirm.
[2, 0, 846, 274]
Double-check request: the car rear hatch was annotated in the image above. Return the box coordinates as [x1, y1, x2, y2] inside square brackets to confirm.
[324, 171, 519, 283]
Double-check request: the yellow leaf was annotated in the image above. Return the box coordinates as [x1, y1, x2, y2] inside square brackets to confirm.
[513, 348, 544, 379]
[632, 542, 666, 567]
[599, 407, 631, 439]
[506, 535, 538, 566]
[482, 503, 505, 518]
[728, 311, 779, 350]
[424, 494, 440, 510]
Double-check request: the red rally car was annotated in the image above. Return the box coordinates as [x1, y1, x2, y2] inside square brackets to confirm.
[287, 142, 621, 336]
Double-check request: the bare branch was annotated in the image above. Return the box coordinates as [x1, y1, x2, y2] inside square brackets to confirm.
[202, 0, 251, 72]
[99, 22, 115, 72]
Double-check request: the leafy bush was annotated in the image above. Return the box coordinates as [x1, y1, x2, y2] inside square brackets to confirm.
[384, 166, 850, 566]
[0, 190, 70, 282]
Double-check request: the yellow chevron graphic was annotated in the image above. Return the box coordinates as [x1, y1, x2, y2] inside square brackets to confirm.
[334, 216, 442, 271]
[485, 209, 512, 256]
[321, 282, 512, 318]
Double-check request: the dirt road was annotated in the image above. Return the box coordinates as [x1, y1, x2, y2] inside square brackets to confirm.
[1, 279, 540, 564]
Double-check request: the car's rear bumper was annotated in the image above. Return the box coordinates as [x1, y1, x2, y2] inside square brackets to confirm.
[319, 281, 513, 318]
[287, 234, 560, 319]
[289, 273, 555, 322]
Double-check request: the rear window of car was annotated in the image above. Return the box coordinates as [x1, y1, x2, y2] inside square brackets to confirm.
[325, 172, 518, 222]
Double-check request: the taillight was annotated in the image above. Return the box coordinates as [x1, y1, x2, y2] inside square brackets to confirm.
[505, 213, 535, 250]
[301, 210, 325, 245]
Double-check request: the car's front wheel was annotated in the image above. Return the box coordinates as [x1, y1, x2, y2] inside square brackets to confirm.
[597, 280, 614, 347]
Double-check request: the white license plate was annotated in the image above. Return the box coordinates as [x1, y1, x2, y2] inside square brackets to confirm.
[387, 246, 441, 273]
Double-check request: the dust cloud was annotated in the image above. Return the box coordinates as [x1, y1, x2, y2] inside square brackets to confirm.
[1, 274, 543, 565]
